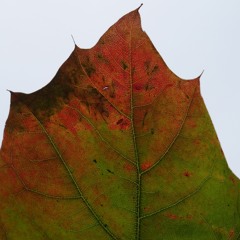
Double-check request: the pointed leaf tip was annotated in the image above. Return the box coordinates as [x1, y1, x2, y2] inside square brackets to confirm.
[137, 3, 143, 11]
[199, 69, 204, 78]
[71, 35, 77, 46]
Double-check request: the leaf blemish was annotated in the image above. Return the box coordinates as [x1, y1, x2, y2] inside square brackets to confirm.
[229, 229, 235, 238]
[116, 118, 124, 125]
[229, 175, 236, 185]
[93, 159, 97, 163]
[124, 163, 135, 172]
[142, 111, 148, 127]
[107, 169, 114, 174]
[141, 162, 152, 171]
[121, 60, 128, 70]
[152, 65, 159, 73]
[166, 213, 178, 220]
[183, 171, 191, 177]
[135, 83, 143, 91]
[97, 53, 103, 59]
[82, 58, 96, 77]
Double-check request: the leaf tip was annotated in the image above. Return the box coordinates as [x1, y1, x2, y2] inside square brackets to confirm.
[137, 3, 143, 11]
[195, 70, 204, 86]
[71, 34, 77, 47]
[8, 90, 16, 103]
[199, 70, 204, 79]
[6, 89, 16, 101]
[7, 90, 21, 104]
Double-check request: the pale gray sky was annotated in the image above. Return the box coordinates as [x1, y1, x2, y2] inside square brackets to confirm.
[1, 0, 240, 176]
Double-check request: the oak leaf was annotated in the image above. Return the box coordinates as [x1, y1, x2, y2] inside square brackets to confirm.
[1, 5, 239, 240]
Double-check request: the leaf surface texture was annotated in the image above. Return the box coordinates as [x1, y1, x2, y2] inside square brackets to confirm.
[0, 6, 239, 240]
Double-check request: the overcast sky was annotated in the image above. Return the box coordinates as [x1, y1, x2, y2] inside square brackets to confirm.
[0, 0, 240, 177]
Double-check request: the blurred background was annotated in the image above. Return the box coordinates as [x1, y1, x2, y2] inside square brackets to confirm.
[0, 0, 240, 176]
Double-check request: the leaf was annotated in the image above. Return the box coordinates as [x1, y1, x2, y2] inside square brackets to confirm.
[0, 5, 239, 240]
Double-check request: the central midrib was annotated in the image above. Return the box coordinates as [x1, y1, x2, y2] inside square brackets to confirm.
[129, 25, 142, 240]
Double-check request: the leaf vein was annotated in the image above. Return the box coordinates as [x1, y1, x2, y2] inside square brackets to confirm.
[22, 105, 119, 240]
[141, 85, 197, 175]
[67, 105, 136, 166]
[74, 49, 130, 120]
[141, 161, 214, 219]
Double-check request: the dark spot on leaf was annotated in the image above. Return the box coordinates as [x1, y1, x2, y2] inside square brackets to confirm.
[145, 84, 154, 91]
[145, 84, 149, 91]
[144, 61, 150, 72]
[102, 110, 109, 118]
[81, 85, 109, 120]
[121, 61, 128, 70]
[104, 224, 108, 227]
[85, 66, 95, 77]
[107, 169, 114, 174]
[97, 53, 109, 64]
[184, 171, 191, 177]
[93, 159, 97, 163]
[144, 61, 159, 75]
[151, 128, 154, 134]
[100, 204, 103, 207]
[116, 119, 124, 125]
[87, 86, 99, 96]
[142, 111, 148, 127]
[97, 53, 103, 59]
[59, 124, 66, 129]
[152, 65, 159, 73]
[82, 57, 96, 77]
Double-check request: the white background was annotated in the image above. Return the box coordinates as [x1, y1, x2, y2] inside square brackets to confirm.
[0, 0, 240, 176]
